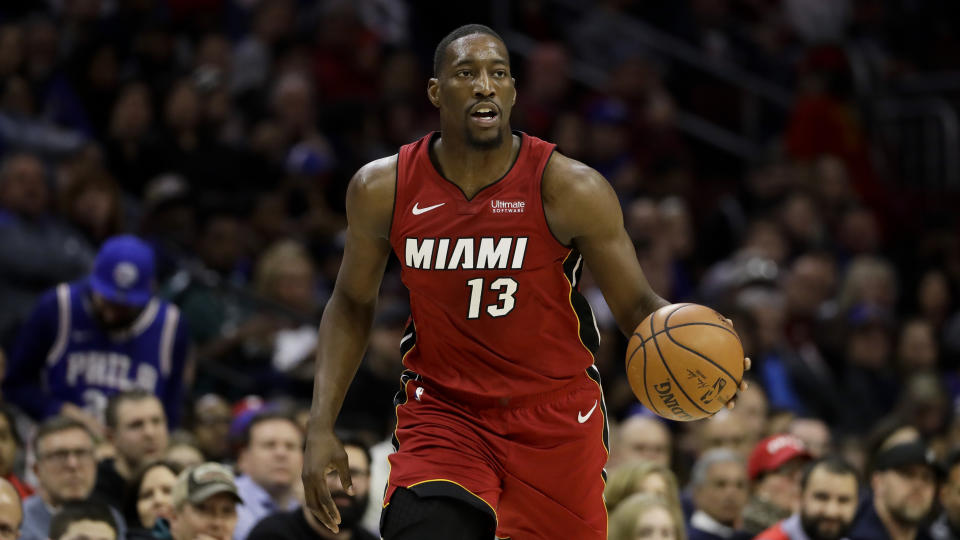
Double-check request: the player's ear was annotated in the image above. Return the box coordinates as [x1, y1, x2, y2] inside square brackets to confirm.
[427, 78, 440, 109]
[511, 78, 517, 106]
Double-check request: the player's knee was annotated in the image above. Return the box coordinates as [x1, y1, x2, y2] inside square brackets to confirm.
[381, 487, 495, 540]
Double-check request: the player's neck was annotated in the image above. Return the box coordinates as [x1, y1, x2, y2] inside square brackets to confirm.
[431, 131, 519, 198]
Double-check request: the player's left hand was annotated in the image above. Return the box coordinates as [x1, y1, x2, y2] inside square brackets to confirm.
[722, 317, 750, 410]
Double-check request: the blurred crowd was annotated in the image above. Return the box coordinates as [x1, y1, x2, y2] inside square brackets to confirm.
[0, 1, 959, 539]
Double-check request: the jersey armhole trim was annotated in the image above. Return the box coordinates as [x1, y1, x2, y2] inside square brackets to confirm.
[47, 284, 71, 366]
[538, 149, 573, 249]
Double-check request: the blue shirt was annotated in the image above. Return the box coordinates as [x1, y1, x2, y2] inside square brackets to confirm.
[233, 475, 300, 540]
[4, 281, 190, 426]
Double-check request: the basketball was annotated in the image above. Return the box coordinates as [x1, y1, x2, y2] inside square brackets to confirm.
[626, 303, 744, 421]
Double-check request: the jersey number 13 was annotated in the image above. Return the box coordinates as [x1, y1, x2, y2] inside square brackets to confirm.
[466, 277, 518, 319]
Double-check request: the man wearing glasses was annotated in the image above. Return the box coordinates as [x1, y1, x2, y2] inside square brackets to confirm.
[18, 417, 125, 540]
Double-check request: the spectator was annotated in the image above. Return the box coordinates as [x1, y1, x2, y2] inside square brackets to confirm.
[49, 502, 117, 540]
[610, 415, 673, 468]
[190, 394, 233, 462]
[233, 412, 303, 540]
[755, 456, 860, 540]
[609, 492, 688, 540]
[850, 440, 937, 540]
[0, 405, 31, 499]
[165, 443, 204, 471]
[94, 390, 170, 512]
[247, 437, 376, 540]
[687, 449, 751, 540]
[742, 434, 814, 535]
[123, 461, 179, 538]
[605, 460, 682, 513]
[4, 235, 190, 428]
[694, 409, 752, 459]
[0, 152, 93, 345]
[169, 463, 242, 540]
[0, 477, 21, 540]
[56, 163, 124, 247]
[20, 417, 125, 540]
[930, 450, 960, 540]
[788, 418, 832, 458]
[732, 380, 769, 449]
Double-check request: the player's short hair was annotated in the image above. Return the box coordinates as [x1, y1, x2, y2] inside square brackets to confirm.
[799, 456, 860, 493]
[49, 501, 117, 540]
[105, 389, 161, 429]
[33, 416, 94, 454]
[433, 24, 506, 77]
[238, 411, 302, 450]
[690, 448, 743, 489]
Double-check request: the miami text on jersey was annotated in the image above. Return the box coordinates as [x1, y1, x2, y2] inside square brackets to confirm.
[405, 237, 529, 270]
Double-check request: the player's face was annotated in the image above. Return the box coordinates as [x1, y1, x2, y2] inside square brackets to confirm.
[90, 292, 144, 330]
[799, 467, 858, 540]
[873, 465, 936, 526]
[428, 33, 516, 150]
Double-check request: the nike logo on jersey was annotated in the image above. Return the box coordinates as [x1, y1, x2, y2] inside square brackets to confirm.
[578, 400, 598, 423]
[412, 202, 445, 215]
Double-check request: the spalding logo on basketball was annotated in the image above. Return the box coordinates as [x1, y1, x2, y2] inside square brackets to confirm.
[626, 303, 744, 421]
[113, 262, 139, 289]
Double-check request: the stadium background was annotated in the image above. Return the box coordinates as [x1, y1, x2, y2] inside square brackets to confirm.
[1, 0, 960, 537]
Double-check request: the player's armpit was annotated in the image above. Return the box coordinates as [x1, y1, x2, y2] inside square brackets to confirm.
[542, 153, 668, 336]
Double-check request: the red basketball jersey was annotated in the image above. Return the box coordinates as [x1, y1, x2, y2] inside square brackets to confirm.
[389, 131, 600, 400]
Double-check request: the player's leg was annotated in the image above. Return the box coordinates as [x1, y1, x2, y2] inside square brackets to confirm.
[384, 374, 502, 537]
[494, 371, 609, 539]
[381, 487, 495, 540]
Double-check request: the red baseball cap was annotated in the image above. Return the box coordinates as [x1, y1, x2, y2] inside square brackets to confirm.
[748, 434, 812, 480]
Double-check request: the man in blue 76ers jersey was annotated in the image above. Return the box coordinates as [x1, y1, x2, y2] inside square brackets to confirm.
[301, 24, 750, 540]
[4, 235, 189, 427]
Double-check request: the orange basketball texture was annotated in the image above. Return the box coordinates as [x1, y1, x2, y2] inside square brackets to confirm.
[625, 303, 744, 421]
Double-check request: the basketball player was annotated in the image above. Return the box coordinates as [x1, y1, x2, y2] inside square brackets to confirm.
[302, 24, 749, 540]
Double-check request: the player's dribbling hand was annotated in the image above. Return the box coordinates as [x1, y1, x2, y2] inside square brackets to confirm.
[302, 422, 353, 534]
[722, 317, 751, 411]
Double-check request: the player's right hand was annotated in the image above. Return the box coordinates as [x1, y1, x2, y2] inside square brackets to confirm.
[301, 422, 353, 534]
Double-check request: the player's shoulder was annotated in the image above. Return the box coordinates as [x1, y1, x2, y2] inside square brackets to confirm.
[542, 151, 610, 200]
[351, 154, 398, 196]
[346, 154, 398, 237]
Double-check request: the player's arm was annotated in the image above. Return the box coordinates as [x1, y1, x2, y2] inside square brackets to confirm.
[542, 153, 669, 336]
[302, 155, 396, 533]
